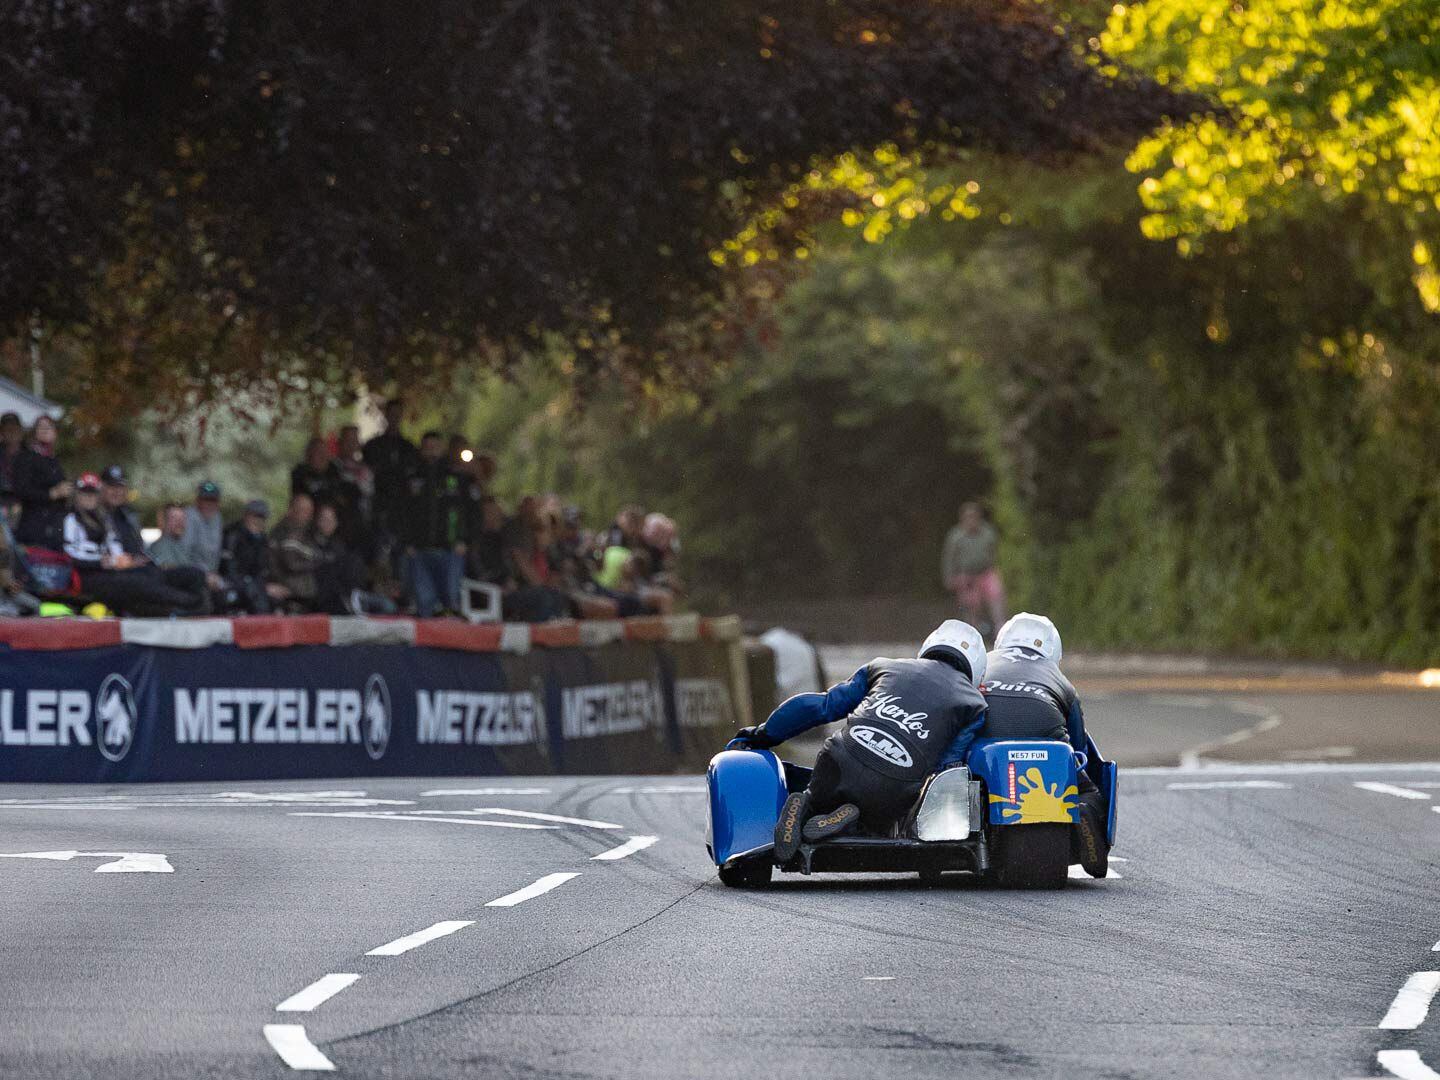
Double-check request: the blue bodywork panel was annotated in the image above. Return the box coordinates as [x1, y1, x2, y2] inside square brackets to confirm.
[968, 738, 1080, 826]
[1087, 733, 1119, 846]
[706, 748, 789, 866]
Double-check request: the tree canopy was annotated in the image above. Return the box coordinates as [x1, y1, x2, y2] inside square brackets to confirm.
[2, 0, 1196, 416]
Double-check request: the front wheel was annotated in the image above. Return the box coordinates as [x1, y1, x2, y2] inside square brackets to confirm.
[988, 824, 1069, 889]
[717, 858, 773, 888]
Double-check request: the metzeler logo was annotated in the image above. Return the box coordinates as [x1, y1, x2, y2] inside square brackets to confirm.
[416, 690, 538, 746]
[849, 725, 914, 769]
[561, 681, 657, 739]
[675, 678, 732, 730]
[0, 676, 137, 761]
[96, 674, 137, 762]
[174, 677, 390, 756]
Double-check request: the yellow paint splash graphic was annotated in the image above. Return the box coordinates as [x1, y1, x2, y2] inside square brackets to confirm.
[989, 767, 1079, 824]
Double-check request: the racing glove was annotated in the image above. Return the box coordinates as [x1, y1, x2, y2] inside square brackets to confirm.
[731, 725, 780, 750]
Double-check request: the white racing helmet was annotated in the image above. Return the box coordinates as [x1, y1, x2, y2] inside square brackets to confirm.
[995, 612, 1062, 661]
[919, 620, 987, 684]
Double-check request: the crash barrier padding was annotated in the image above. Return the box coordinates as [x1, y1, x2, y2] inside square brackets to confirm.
[0, 615, 750, 782]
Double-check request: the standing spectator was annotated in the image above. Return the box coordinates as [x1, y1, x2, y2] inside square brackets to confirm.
[268, 493, 319, 611]
[401, 432, 473, 616]
[63, 474, 205, 616]
[221, 500, 283, 613]
[0, 412, 26, 514]
[291, 436, 343, 506]
[12, 415, 71, 548]
[332, 424, 373, 544]
[183, 481, 224, 575]
[362, 399, 418, 540]
[942, 501, 1006, 633]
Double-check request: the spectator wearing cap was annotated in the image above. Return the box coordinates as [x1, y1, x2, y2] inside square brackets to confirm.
[183, 480, 224, 575]
[63, 474, 205, 616]
[221, 499, 282, 613]
[12, 415, 71, 549]
[99, 467, 145, 554]
[0, 412, 25, 514]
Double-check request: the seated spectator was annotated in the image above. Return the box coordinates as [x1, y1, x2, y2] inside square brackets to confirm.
[63, 474, 206, 616]
[639, 512, 684, 593]
[183, 481, 224, 577]
[0, 506, 40, 616]
[221, 499, 285, 614]
[12, 415, 71, 549]
[592, 503, 644, 558]
[466, 495, 511, 585]
[500, 496, 571, 621]
[268, 493, 319, 611]
[313, 503, 395, 615]
[147, 504, 190, 568]
[0, 412, 25, 517]
[401, 431, 472, 617]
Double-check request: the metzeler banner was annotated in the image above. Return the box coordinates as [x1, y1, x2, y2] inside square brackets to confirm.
[0, 640, 747, 782]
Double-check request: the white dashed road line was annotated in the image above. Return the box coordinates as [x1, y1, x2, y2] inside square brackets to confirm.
[419, 788, 551, 796]
[366, 920, 475, 957]
[1379, 971, 1440, 1029]
[606, 786, 707, 795]
[1067, 866, 1122, 880]
[591, 836, 659, 861]
[289, 812, 556, 829]
[1166, 781, 1292, 790]
[264, 1024, 335, 1071]
[1355, 782, 1432, 801]
[276, 974, 360, 1013]
[1379, 1049, 1440, 1080]
[467, 808, 622, 829]
[486, 872, 580, 908]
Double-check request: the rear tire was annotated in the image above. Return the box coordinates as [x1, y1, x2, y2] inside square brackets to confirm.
[988, 824, 1069, 889]
[718, 859, 774, 888]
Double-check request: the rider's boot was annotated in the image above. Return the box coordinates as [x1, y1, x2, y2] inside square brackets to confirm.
[773, 790, 811, 863]
[802, 803, 859, 843]
[1073, 801, 1109, 879]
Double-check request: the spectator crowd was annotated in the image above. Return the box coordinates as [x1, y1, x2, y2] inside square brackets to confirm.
[0, 402, 683, 622]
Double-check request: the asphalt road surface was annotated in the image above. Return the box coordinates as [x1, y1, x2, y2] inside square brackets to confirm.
[1, 672, 1438, 1080]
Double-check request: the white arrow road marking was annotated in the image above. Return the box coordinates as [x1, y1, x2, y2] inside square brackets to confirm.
[1067, 865, 1122, 880]
[419, 788, 551, 796]
[1356, 782, 1432, 801]
[289, 812, 555, 830]
[467, 808, 622, 829]
[366, 920, 474, 957]
[487, 872, 579, 908]
[276, 974, 360, 1013]
[1378, 1050, 1440, 1080]
[264, 1024, 335, 1071]
[0, 850, 173, 873]
[1380, 972, 1440, 1029]
[592, 836, 659, 861]
[1166, 781, 1292, 790]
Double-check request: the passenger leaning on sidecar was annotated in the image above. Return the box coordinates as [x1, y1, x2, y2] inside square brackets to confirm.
[973, 612, 1109, 878]
[731, 620, 989, 863]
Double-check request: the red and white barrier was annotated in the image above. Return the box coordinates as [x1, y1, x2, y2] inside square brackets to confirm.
[0, 613, 742, 653]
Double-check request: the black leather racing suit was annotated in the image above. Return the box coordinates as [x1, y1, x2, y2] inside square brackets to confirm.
[807, 656, 987, 834]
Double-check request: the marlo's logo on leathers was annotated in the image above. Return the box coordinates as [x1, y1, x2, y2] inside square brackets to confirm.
[859, 693, 930, 739]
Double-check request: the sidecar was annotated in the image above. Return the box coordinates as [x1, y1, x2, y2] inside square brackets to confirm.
[705, 735, 1117, 889]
